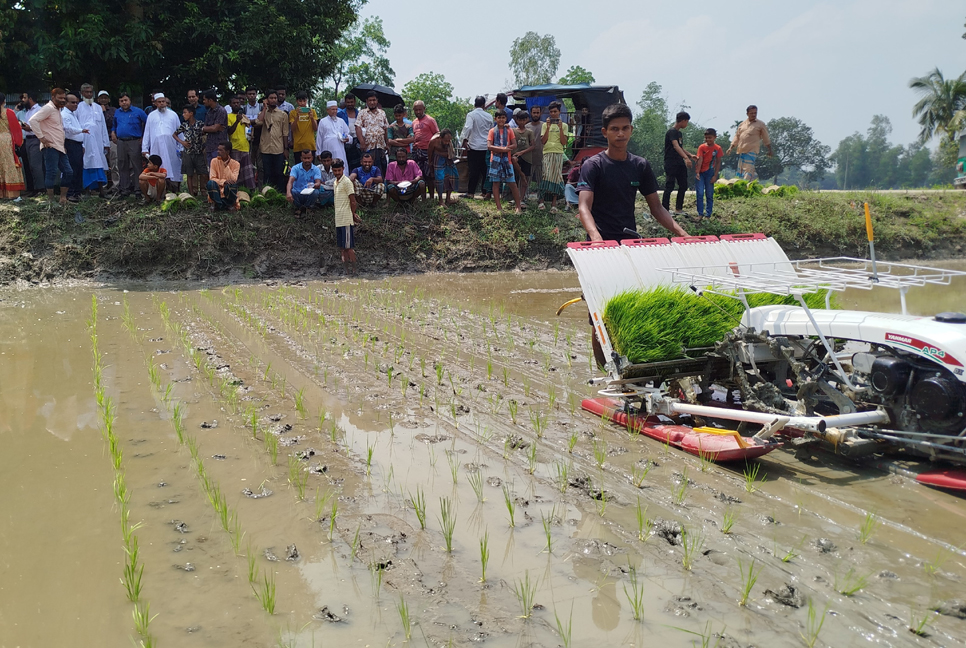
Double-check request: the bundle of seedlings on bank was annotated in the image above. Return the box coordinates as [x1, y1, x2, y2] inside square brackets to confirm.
[603, 286, 832, 364]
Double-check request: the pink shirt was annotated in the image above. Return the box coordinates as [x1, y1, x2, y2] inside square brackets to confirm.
[412, 115, 439, 150]
[386, 159, 422, 183]
[29, 102, 66, 153]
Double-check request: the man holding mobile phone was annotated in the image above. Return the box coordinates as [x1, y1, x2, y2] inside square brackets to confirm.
[289, 91, 318, 166]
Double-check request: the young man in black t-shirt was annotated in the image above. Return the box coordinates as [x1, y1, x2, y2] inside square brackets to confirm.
[576, 104, 687, 242]
[662, 111, 696, 215]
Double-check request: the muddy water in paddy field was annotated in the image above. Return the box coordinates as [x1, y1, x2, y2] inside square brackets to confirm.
[0, 269, 965, 648]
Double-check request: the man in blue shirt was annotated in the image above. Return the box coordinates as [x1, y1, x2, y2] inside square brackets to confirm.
[348, 153, 384, 207]
[186, 89, 207, 123]
[286, 149, 322, 217]
[110, 92, 148, 197]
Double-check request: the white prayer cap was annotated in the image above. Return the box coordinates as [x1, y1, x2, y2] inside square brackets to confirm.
[326, 100, 338, 108]
[98, 90, 109, 97]
[154, 93, 166, 100]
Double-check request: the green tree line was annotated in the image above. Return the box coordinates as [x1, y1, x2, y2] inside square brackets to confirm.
[1, 0, 359, 104]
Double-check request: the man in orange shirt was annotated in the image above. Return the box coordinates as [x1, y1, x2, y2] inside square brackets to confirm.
[206, 142, 240, 211]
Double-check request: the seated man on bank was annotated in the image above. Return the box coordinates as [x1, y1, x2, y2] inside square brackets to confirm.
[206, 142, 239, 211]
[286, 149, 322, 217]
[317, 149, 336, 207]
[385, 147, 426, 204]
[349, 152, 385, 207]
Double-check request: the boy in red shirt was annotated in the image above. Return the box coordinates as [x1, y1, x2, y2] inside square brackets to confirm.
[694, 128, 723, 219]
[139, 154, 167, 203]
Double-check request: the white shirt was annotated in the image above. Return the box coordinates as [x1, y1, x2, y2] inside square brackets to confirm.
[460, 108, 493, 151]
[23, 103, 42, 138]
[61, 107, 85, 143]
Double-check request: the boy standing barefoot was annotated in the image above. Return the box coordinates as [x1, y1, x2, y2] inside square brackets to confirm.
[332, 159, 362, 273]
[694, 128, 723, 219]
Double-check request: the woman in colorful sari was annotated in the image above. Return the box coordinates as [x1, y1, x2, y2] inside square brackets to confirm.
[539, 101, 568, 212]
[0, 101, 26, 199]
[428, 129, 460, 206]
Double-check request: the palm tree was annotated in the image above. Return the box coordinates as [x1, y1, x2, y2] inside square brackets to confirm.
[909, 67, 966, 143]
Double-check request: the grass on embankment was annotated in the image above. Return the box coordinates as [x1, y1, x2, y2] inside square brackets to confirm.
[0, 194, 580, 283]
[1, 189, 964, 283]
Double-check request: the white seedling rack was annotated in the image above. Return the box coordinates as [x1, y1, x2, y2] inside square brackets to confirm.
[566, 233, 794, 377]
[663, 257, 966, 315]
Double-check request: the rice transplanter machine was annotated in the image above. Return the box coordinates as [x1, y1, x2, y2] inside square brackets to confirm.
[565, 231, 966, 487]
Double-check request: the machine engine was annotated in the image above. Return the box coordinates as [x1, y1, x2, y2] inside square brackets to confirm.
[687, 307, 966, 460]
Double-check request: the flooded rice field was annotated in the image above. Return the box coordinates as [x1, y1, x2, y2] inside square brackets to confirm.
[2, 268, 966, 648]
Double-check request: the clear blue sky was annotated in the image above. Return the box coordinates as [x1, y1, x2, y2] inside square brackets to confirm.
[360, 0, 964, 150]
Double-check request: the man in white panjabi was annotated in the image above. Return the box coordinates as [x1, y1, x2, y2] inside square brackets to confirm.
[141, 93, 183, 192]
[316, 100, 351, 167]
[76, 83, 111, 196]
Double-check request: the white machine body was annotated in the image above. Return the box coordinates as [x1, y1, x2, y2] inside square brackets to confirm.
[743, 306, 966, 383]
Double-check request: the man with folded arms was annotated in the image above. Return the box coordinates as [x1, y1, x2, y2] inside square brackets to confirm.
[206, 142, 239, 211]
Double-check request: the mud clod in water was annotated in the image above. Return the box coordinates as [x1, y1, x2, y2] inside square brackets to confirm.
[574, 539, 620, 556]
[816, 538, 837, 553]
[200, 420, 218, 428]
[878, 570, 899, 580]
[172, 521, 189, 534]
[285, 544, 300, 561]
[653, 519, 683, 545]
[485, 476, 502, 488]
[264, 549, 279, 562]
[242, 486, 273, 499]
[173, 563, 196, 572]
[314, 606, 344, 623]
[765, 583, 806, 608]
[934, 600, 966, 618]
[664, 595, 702, 617]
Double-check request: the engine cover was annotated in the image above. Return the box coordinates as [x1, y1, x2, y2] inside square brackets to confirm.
[911, 377, 963, 420]
[870, 356, 912, 395]
[742, 307, 966, 383]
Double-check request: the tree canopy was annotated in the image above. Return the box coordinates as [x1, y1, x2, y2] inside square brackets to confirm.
[508, 32, 560, 88]
[830, 115, 935, 189]
[557, 65, 595, 85]
[1, 0, 360, 104]
[401, 72, 472, 137]
[909, 67, 966, 144]
[753, 117, 831, 185]
[317, 16, 394, 101]
[627, 82, 723, 186]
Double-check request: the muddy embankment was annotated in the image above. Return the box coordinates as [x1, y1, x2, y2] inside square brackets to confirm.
[2, 275, 965, 646]
[1, 190, 965, 285]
